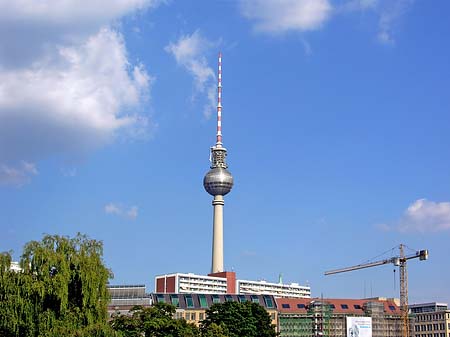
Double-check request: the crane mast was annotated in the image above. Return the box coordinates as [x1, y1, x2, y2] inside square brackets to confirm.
[324, 245, 428, 337]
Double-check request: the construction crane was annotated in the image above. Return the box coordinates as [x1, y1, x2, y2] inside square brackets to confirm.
[324, 244, 428, 337]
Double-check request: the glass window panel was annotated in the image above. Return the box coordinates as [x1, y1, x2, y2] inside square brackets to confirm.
[170, 295, 179, 307]
[264, 295, 274, 308]
[185, 295, 194, 308]
[199, 294, 208, 308]
[212, 295, 220, 304]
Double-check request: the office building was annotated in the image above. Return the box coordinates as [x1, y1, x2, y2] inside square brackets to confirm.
[409, 302, 450, 337]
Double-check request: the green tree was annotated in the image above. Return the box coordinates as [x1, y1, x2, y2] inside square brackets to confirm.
[110, 303, 200, 337]
[201, 322, 229, 337]
[201, 301, 277, 337]
[0, 233, 116, 337]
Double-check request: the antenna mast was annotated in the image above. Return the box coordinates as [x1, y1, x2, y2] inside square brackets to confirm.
[216, 52, 223, 147]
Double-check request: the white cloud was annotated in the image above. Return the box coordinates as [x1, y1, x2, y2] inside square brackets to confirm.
[239, 0, 414, 44]
[340, 0, 414, 44]
[105, 203, 122, 215]
[0, 0, 157, 185]
[239, 0, 332, 34]
[376, 0, 414, 45]
[127, 206, 139, 219]
[165, 31, 217, 118]
[0, 161, 38, 187]
[104, 203, 139, 220]
[398, 199, 450, 233]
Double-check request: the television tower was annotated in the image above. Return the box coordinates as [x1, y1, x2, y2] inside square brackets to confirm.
[203, 52, 234, 274]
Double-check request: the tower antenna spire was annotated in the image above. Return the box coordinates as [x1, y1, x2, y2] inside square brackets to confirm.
[216, 52, 223, 147]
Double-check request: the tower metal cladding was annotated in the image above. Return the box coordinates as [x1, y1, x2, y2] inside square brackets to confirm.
[203, 52, 233, 274]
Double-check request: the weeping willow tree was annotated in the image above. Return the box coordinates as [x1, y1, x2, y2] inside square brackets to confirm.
[0, 233, 116, 337]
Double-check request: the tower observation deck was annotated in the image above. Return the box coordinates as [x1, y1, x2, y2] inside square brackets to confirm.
[203, 52, 233, 274]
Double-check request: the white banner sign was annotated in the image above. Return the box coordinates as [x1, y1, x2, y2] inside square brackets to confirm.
[346, 317, 372, 337]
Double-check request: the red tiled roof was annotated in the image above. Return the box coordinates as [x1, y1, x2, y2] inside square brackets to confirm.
[275, 298, 401, 315]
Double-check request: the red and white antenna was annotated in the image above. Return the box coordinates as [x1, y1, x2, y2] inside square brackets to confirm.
[216, 52, 223, 147]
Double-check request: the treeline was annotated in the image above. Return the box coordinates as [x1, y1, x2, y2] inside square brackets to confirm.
[0, 234, 276, 337]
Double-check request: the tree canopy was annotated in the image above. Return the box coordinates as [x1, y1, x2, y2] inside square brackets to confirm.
[0, 233, 115, 337]
[110, 303, 199, 337]
[201, 301, 277, 337]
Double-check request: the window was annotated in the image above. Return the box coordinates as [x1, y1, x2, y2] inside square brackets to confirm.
[199, 294, 208, 308]
[263, 295, 274, 309]
[199, 313, 204, 321]
[251, 295, 260, 304]
[341, 304, 349, 309]
[212, 295, 220, 304]
[157, 294, 165, 303]
[389, 305, 396, 311]
[282, 304, 290, 309]
[238, 295, 247, 303]
[297, 304, 305, 309]
[330, 304, 335, 309]
[354, 304, 361, 309]
[185, 295, 194, 308]
[191, 312, 196, 321]
[170, 295, 179, 307]
[225, 295, 233, 302]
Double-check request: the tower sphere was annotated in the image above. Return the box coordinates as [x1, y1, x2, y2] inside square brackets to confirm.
[203, 167, 233, 196]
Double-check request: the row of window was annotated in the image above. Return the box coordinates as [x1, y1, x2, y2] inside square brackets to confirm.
[414, 334, 448, 337]
[415, 313, 450, 321]
[280, 303, 396, 311]
[415, 323, 447, 332]
[157, 294, 275, 309]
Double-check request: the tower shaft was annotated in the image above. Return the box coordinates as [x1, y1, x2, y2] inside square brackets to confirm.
[211, 195, 224, 273]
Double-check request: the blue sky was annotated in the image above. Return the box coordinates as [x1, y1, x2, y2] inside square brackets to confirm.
[1, 0, 450, 305]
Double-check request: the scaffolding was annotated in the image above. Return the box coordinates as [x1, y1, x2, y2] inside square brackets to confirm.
[279, 301, 332, 337]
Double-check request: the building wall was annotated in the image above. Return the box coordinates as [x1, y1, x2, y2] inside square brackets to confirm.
[411, 310, 450, 337]
[237, 279, 311, 298]
[151, 293, 278, 328]
[208, 271, 236, 294]
[276, 298, 403, 337]
[155, 272, 310, 297]
[155, 273, 228, 294]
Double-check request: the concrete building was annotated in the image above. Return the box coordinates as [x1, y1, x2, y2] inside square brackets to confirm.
[409, 302, 450, 337]
[155, 273, 230, 294]
[237, 279, 310, 298]
[155, 272, 310, 298]
[276, 297, 403, 337]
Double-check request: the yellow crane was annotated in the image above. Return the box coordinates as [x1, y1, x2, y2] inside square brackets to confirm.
[324, 244, 428, 337]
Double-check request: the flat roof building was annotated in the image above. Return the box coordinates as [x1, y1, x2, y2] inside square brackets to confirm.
[155, 272, 310, 298]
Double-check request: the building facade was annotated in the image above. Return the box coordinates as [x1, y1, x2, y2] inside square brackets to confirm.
[409, 303, 450, 337]
[155, 273, 229, 294]
[150, 293, 278, 327]
[155, 272, 311, 298]
[276, 297, 403, 337]
[237, 279, 310, 298]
